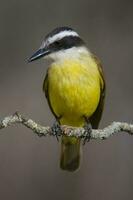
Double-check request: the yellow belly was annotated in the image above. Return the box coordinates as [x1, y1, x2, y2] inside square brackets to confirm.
[48, 59, 101, 127]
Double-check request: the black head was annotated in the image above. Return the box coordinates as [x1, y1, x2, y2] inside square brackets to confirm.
[28, 26, 85, 62]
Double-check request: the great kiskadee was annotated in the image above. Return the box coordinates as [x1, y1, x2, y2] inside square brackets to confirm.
[28, 27, 105, 172]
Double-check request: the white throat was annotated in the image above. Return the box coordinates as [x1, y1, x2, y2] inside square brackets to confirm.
[47, 46, 90, 62]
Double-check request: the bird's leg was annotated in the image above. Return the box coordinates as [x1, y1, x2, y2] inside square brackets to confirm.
[83, 117, 92, 145]
[51, 120, 62, 141]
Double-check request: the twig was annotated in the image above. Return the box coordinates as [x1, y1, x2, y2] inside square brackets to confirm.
[0, 112, 133, 140]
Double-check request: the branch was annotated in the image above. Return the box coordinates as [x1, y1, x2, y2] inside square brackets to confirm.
[0, 112, 133, 140]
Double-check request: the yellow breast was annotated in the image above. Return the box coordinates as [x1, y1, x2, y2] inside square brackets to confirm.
[47, 57, 101, 127]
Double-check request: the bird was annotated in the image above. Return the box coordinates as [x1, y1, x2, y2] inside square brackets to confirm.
[28, 26, 105, 172]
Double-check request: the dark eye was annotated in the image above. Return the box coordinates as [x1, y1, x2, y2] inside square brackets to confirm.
[49, 39, 63, 50]
[54, 40, 60, 45]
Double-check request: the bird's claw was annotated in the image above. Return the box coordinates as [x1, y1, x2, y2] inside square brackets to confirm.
[83, 123, 92, 145]
[51, 121, 62, 141]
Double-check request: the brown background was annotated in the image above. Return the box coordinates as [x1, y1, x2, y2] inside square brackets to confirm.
[0, 0, 133, 199]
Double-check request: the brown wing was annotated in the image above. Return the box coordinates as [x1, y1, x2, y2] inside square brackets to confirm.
[43, 71, 60, 120]
[89, 54, 106, 129]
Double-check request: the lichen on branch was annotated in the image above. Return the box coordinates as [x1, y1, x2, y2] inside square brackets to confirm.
[0, 112, 133, 140]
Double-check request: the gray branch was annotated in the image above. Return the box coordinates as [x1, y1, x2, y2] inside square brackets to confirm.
[0, 112, 133, 140]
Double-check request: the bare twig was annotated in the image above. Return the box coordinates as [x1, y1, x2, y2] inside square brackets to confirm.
[0, 112, 133, 140]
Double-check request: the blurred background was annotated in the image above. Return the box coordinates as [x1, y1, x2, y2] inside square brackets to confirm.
[0, 0, 133, 199]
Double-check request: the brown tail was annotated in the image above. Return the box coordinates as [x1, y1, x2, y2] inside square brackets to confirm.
[60, 136, 81, 172]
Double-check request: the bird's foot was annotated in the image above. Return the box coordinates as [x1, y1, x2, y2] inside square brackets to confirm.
[83, 122, 92, 145]
[51, 121, 62, 141]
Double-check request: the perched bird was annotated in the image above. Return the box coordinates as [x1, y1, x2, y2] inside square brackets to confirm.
[28, 27, 105, 172]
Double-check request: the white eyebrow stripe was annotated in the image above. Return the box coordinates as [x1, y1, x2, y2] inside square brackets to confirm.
[47, 31, 79, 44]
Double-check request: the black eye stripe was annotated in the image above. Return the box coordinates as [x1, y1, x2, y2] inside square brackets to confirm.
[49, 36, 85, 51]
[54, 41, 60, 45]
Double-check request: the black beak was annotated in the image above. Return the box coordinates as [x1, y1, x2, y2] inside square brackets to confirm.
[28, 48, 51, 62]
